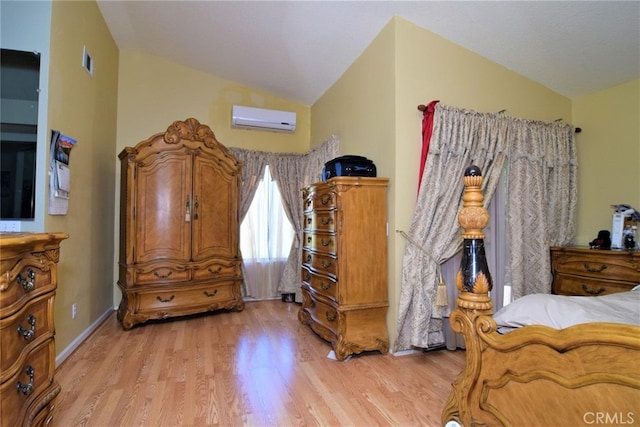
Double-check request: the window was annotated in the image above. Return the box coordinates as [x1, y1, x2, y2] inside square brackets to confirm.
[240, 165, 295, 299]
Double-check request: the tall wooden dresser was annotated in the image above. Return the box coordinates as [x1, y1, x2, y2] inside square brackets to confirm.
[117, 118, 244, 329]
[550, 246, 640, 296]
[298, 177, 389, 360]
[0, 232, 68, 427]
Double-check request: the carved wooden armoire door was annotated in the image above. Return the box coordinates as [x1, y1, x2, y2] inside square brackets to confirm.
[134, 148, 192, 263]
[117, 118, 244, 330]
[191, 153, 239, 261]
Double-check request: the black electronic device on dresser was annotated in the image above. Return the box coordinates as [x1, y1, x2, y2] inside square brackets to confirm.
[322, 155, 376, 181]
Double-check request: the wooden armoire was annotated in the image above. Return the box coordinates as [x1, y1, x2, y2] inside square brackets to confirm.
[117, 118, 244, 329]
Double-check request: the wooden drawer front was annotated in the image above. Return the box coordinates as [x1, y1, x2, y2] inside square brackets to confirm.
[304, 188, 336, 212]
[306, 295, 339, 337]
[303, 232, 336, 255]
[192, 259, 240, 281]
[553, 275, 635, 297]
[0, 294, 54, 378]
[302, 267, 337, 301]
[0, 258, 53, 311]
[0, 338, 55, 427]
[554, 254, 639, 283]
[137, 282, 235, 312]
[304, 212, 336, 233]
[303, 249, 337, 277]
[134, 262, 190, 285]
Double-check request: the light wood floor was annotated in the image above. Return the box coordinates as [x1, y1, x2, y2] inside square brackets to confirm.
[53, 300, 465, 427]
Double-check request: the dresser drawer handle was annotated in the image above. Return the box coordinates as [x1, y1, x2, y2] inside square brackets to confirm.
[208, 266, 222, 274]
[321, 195, 332, 205]
[581, 284, 605, 295]
[307, 217, 312, 225]
[583, 263, 607, 273]
[204, 289, 218, 297]
[17, 314, 36, 340]
[157, 295, 175, 303]
[326, 311, 336, 322]
[154, 270, 173, 279]
[321, 282, 332, 291]
[322, 261, 332, 269]
[17, 366, 35, 396]
[321, 239, 332, 247]
[17, 268, 35, 292]
[321, 217, 332, 225]
[304, 273, 311, 282]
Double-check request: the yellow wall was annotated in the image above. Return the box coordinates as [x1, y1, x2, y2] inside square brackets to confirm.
[116, 50, 310, 153]
[312, 17, 573, 351]
[46, 0, 119, 355]
[572, 79, 640, 244]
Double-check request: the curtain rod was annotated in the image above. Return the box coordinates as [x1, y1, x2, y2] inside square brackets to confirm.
[416, 104, 582, 133]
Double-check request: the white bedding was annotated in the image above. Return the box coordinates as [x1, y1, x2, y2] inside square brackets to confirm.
[493, 285, 640, 331]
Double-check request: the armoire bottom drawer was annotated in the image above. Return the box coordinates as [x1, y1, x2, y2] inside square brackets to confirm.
[136, 282, 237, 312]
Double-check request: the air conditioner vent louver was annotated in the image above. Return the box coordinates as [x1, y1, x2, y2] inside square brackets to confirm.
[231, 105, 296, 133]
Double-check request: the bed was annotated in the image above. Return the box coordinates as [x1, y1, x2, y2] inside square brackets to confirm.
[441, 166, 640, 427]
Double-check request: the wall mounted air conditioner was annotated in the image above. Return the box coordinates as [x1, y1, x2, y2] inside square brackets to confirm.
[231, 105, 296, 133]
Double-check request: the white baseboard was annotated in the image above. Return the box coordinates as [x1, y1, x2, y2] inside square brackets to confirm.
[391, 349, 421, 357]
[55, 306, 116, 367]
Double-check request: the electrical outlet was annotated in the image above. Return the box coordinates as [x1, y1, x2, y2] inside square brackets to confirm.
[72, 303, 77, 319]
[0, 221, 21, 232]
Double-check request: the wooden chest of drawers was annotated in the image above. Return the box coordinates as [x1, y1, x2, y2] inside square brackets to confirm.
[550, 246, 640, 296]
[1, 232, 68, 427]
[298, 177, 389, 360]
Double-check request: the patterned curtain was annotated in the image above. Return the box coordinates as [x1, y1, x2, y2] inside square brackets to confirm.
[507, 120, 578, 299]
[395, 104, 508, 351]
[271, 135, 339, 301]
[395, 103, 577, 351]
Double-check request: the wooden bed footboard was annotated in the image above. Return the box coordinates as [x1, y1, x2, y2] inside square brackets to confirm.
[442, 306, 640, 426]
[441, 166, 640, 426]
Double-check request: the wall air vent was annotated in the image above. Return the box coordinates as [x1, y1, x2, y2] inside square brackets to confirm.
[231, 105, 296, 133]
[82, 45, 94, 77]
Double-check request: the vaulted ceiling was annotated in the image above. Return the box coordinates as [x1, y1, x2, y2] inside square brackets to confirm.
[97, 1, 640, 106]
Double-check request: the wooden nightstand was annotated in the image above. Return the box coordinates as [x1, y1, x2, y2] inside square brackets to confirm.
[550, 246, 640, 296]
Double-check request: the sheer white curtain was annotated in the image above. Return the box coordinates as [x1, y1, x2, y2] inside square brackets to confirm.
[229, 136, 339, 302]
[240, 165, 295, 300]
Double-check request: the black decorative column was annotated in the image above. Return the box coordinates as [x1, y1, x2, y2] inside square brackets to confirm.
[455, 165, 493, 312]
